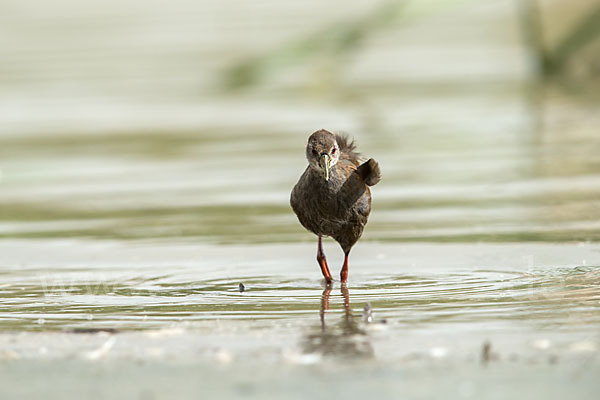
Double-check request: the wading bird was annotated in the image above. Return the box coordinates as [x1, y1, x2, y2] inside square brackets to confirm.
[291, 129, 381, 284]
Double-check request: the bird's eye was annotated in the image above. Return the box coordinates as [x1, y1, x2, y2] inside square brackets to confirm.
[331, 148, 336, 155]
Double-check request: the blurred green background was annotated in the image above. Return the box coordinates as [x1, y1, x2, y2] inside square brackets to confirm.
[0, 0, 599, 244]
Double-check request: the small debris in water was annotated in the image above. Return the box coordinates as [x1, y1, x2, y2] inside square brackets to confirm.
[569, 341, 597, 353]
[282, 349, 321, 365]
[238, 283, 246, 292]
[0, 350, 20, 360]
[482, 341, 492, 365]
[532, 338, 551, 350]
[429, 347, 448, 359]
[213, 348, 234, 364]
[481, 340, 499, 365]
[83, 336, 117, 360]
[143, 328, 184, 338]
[70, 328, 119, 334]
[363, 303, 373, 324]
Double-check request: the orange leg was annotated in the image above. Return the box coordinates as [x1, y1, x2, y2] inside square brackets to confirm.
[340, 251, 350, 283]
[317, 236, 333, 284]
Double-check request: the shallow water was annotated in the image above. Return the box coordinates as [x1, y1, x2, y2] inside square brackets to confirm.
[1, 0, 600, 398]
[1, 241, 599, 334]
[1, 241, 600, 398]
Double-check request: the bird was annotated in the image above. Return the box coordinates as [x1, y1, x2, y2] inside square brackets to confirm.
[290, 129, 381, 284]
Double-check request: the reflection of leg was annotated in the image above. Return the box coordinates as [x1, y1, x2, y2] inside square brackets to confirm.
[317, 236, 333, 284]
[341, 284, 350, 317]
[321, 286, 332, 311]
[320, 286, 332, 331]
[340, 251, 350, 283]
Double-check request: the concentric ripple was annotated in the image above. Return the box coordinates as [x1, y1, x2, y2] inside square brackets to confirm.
[1, 242, 598, 338]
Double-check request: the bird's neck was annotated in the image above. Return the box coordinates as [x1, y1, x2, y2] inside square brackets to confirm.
[309, 164, 342, 188]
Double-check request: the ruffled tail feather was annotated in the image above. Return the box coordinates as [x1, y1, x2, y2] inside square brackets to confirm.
[357, 158, 381, 186]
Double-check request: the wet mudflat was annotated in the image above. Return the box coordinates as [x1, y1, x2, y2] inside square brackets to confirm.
[0, 241, 599, 399]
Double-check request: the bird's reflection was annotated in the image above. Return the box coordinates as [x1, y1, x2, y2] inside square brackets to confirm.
[301, 285, 374, 359]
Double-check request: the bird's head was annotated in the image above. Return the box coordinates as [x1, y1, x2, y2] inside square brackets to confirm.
[305, 130, 340, 181]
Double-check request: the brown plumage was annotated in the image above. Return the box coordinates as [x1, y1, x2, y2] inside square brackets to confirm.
[290, 129, 381, 284]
